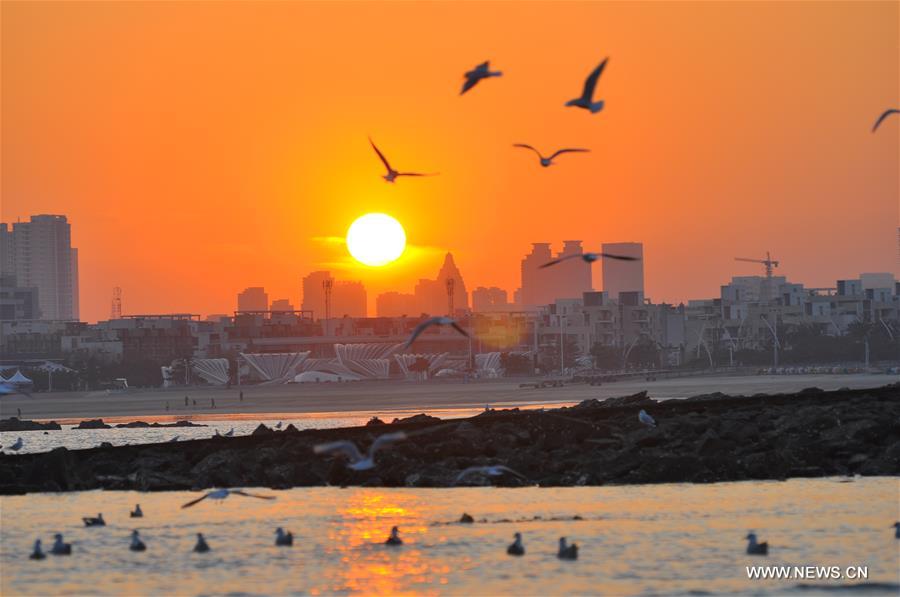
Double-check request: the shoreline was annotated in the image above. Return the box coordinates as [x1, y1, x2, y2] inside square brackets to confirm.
[1, 383, 898, 494]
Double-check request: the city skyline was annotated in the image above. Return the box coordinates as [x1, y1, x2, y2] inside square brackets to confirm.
[3, 2, 898, 323]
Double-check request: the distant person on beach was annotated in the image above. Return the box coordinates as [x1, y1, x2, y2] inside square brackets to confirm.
[165, 402, 169, 412]
[239, 391, 243, 402]
[193, 399, 197, 406]
[185, 396, 189, 407]
[211, 398, 216, 409]
[17, 408, 22, 418]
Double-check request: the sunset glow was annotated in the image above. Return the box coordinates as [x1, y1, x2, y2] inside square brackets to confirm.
[346, 213, 407, 267]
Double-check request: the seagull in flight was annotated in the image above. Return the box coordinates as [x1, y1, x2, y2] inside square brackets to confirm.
[404, 317, 469, 349]
[872, 109, 899, 132]
[461, 61, 502, 95]
[454, 465, 528, 485]
[638, 409, 656, 428]
[181, 488, 276, 509]
[513, 144, 589, 167]
[370, 137, 437, 183]
[313, 431, 407, 471]
[540, 251, 639, 268]
[566, 58, 608, 113]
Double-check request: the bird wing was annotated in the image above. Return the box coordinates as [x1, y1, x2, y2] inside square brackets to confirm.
[369, 137, 393, 173]
[513, 144, 543, 160]
[461, 76, 480, 95]
[453, 466, 484, 484]
[495, 465, 528, 480]
[370, 431, 408, 457]
[232, 490, 276, 500]
[314, 440, 364, 462]
[396, 171, 438, 177]
[872, 108, 900, 132]
[181, 493, 210, 509]
[450, 321, 470, 338]
[598, 252, 639, 261]
[404, 318, 439, 349]
[539, 254, 581, 269]
[475, 61, 490, 72]
[581, 58, 608, 100]
[548, 148, 590, 160]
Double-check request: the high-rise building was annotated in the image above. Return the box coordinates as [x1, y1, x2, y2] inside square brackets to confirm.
[301, 271, 367, 319]
[0, 214, 80, 320]
[376, 291, 418, 317]
[237, 287, 268, 312]
[414, 252, 469, 315]
[270, 298, 294, 312]
[0, 274, 40, 321]
[601, 242, 644, 301]
[472, 286, 509, 312]
[520, 241, 591, 308]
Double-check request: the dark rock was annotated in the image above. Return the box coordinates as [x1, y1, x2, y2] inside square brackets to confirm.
[459, 513, 474, 523]
[391, 413, 441, 425]
[115, 421, 150, 428]
[366, 417, 386, 426]
[76, 419, 111, 429]
[0, 418, 62, 432]
[252, 424, 274, 435]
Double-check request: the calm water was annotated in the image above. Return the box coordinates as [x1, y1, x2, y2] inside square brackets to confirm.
[1, 478, 898, 595]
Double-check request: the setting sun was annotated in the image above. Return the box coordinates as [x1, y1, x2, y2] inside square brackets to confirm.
[346, 213, 407, 267]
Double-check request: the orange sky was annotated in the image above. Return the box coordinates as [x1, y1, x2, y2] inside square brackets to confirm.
[2, 1, 898, 323]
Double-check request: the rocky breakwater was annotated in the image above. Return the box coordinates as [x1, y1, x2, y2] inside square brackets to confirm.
[0, 384, 898, 494]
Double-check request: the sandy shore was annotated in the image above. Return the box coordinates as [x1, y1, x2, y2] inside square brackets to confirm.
[0, 373, 896, 421]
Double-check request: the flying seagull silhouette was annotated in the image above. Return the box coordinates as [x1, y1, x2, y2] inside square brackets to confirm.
[566, 58, 608, 113]
[370, 138, 437, 183]
[314, 431, 407, 471]
[513, 144, 589, 167]
[181, 488, 275, 509]
[872, 109, 899, 132]
[540, 251, 638, 269]
[454, 465, 528, 485]
[461, 61, 502, 95]
[404, 317, 469, 349]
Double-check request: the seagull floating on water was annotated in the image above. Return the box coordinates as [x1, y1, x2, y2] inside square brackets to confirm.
[129, 530, 147, 552]
[404, 317, 469, 349]
[10, 437, 23, 451]
[746, 532, 768, 555]
[557, 537, 578, 560]
[454, 465, 528, 486]
[385, 526, 403, 546]
[223, 428, 234, 437]
[540, 251, 638, 269]
[461, 61, 502, 95]
[370, 138, 437, 183]
[507, 532, 525, 556]
[638, 409, 657, 428]
[459, 513, 475, 523]
[51, 533, 72, 555]
[181, 488, 276, 509]
[169, 436, 180, 442]
[130, 504, 143, 518]
[275, 527, 293, 546]
[194, 533, 211, 553]
[513, 144, 589, 167]
[275, 421, 283, 429]
[872, 109, 899, 132]
[566, 58, 608, 114]
[892, 522, 899, 539]
[83, 513, 105, 527]
[29, 539, 46, 560]
[314, 431, 407, 471]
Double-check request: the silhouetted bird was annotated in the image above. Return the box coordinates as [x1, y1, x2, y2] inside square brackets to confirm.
[9, 437, 23, 451]
[459, 513, 475, 524]
[872, 109, 899, 132]
[370, 138, 437, 183]
[181, 488, 275, 509]
[83, 513, 105, 527]
[507, 532, 525, 556]
[129, 530, 146, 552]
[454, 465, 528, 485]
[461, 61, 502, 94]
[894, 522, 900, 539]
[385, 526, 403, 546]
[194, 533, 211, 553]
[314, 431, 407, 471]
[404, 317, 468, 349]
[566, 58, 608, 113]
[29, 539, 46, 560]
[130, 504, 143, 518]
[746, 532, 768, 555]
[638, 409, 657, 428]
[275, 527, 293, 546]
[513, 144, 589, 167]
[557, 537, 578, 560]
[51, 534, 72, 555]
[223, 428, 234, 437]
[540, 251, 638, 269]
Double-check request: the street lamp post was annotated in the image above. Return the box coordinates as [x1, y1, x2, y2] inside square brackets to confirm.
[559, 314, 566, 376]
[760, 313, 780, 369]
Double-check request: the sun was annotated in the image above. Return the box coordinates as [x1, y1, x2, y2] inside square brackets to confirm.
[346, 213, 406, 266]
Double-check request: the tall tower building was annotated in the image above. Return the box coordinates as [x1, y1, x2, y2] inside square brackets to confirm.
[601, 242, 644, 301]
[0, 214, 79, 320]
[237, 287, 268, 311]
[414, 252, 469, 315]
[301, 271, 367, 319]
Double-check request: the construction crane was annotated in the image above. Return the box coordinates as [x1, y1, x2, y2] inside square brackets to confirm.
[735, 252, 779, 302]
